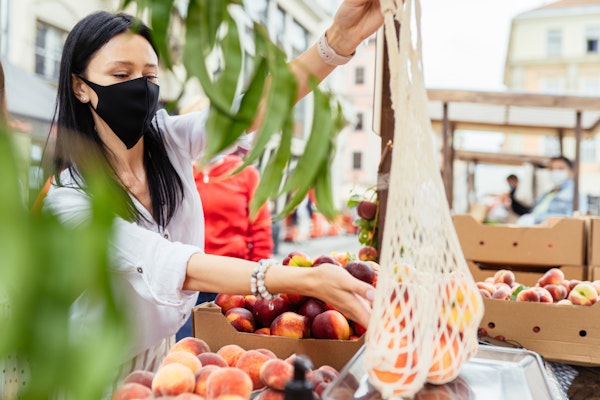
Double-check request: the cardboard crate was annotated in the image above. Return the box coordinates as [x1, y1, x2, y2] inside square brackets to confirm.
[586, 217, 600, 266]
[192, 302, 363, 370]
[479, 298, 600, 366]
[453, 214, 586, 265]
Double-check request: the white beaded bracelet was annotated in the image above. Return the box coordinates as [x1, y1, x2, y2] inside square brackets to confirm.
[317, 32, 355, 66]
[250, 259, 279, 300]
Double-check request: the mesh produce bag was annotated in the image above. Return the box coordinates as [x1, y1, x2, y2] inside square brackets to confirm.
[364, 0, 484, 397]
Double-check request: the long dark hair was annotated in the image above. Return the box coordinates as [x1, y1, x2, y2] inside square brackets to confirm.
[50, 11, 183, 228]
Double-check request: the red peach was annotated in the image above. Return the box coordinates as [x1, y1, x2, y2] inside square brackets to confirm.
[331, 251, 350, 267]
[225, 307, 255, 333]
[344, 260, 376, 285]
[175, 393, 205, 399]
[256, 388, 285, 400]
[312, 310, 351, 340]
[170, 337, 211, 356]
[493, 269, 515, 287]
[122, 370, 154, 389]
[569, 279, 582, 291]
[197, 352, 228, 368]
[516, 288, 540, 302]
[205, 367, 253, 400]
[235, 349, 272, 390]
[557, 299, 573, 305]
[312, 255, 342, 267]
[298, 298, 327, 323]
[217, 344, 246, 367]
[259, 358, 294, 391]
[254, 327, 271, 335]
[543, 284, 567, 302]
[282, 251, 312, 267]
[152, 363, 196, 397]
[270, 312, 309, 339]
[215, 293, 247, 314]
[194, 364, 220, 397]
[244, 294, 258, 311]
[532, 286, 553, 303]
[279, 292, 308, 309]
[479, 289, 492, 299]
[256, 348, 277, 359]
[537, 268, 565, 287]
[358, 245, 378, 262]
[476, 281, 496, 295]
[110, 382, 153, 400]
[253, 297, 289, 328]
[357, 200, 377, 220]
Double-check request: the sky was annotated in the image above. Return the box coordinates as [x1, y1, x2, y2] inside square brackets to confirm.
[418, 0, 552, 91]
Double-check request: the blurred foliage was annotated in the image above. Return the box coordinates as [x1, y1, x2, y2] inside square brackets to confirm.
[347, 188, 379, 250]
[0, 128, 130, 399]
[122, 0, 346, 220]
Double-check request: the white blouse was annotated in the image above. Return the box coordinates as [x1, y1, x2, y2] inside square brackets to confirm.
[43, 108, 209, 361]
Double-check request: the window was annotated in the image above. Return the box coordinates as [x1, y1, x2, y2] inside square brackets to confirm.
[246, 0, 268, 23]
[356, 112, 364, 130]
[546, 29, 562, 57]
[355, 66, 365, 84]
[35, 21, 66, 81]
[272, 6, 285, 47]
[352, 151, 362, 170]
[289, 19, 308, 58]
[586, 27, 600, 54]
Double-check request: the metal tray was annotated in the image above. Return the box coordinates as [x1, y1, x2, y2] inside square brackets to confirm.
[322, 344, 562, 400]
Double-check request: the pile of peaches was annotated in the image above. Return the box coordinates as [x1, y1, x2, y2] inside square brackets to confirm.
[216, 251, 379, 341]
[110, 336, 341, 400]
[477, 267, 600, 305]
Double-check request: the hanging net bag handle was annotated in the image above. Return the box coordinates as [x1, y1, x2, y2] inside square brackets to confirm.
[363, 0, 484, 397]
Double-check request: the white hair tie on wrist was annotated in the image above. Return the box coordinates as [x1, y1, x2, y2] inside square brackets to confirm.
[317, 32, 355, 66]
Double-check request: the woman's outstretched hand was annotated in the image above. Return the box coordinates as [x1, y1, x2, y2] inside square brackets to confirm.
[328, 0, 384, 56]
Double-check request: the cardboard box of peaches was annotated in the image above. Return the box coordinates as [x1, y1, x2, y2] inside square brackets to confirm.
[453, 214, 600, 366]
[192, 249, 379, 371]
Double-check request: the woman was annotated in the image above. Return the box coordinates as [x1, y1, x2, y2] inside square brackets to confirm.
[42, 1, 383, 378]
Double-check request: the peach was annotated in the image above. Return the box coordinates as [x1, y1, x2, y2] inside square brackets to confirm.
[479, 289, 492, 299]
[162, 350, 203, 374]
[244, 294, 258, 311]
[110, 382, 153, 400]
[259, 358, 294, 390]
[170, 337, 211, 356]
[256, 388, 285, 400]
[235, 349, 272, 390]
[225, 307, 255, 333]
[537, 268, 565, 287]
[122, 369, 154, 388]
[427, 333, 461, 384]
[492, 285, 512, 300]
[215, 293, 246, 313]
[197, 352, 228, 368]
[282, 251, 312, 267]
[270, 312, 309, 339]
[352, 321, 367, 337]
[569, 279, 582, 291]
[557, 299, 573, 305]
[152, 362, 196, 397]
[312, 255, 342, 267]
[344, 260, 376, 285]
[252, 297, 289, 328]
[298, 298, 327, 323]
[255, 327, 271, 335]
[279, 292, 308, 309]
[358, 245, 378, 262]
[217, 344, 246, 367]
[175, 393, 205, 399]
[256, 348, 277, 359]
[357, 200, 377, 220]
[493, 269, 515, 287]
[205, 367, 253, 400]
[532, 286, 553, 303]
[194, 365, 220, 397]
[568, 282, 598, 306]
[311, 310, 351, 340]
[516, 288, 540, 302]
[543, 284, 567, 302]
[476, 281, 495, 295]
[330, 251, 349, 267]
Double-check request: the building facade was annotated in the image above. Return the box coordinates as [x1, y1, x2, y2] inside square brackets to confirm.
[503, 0, 600, 202]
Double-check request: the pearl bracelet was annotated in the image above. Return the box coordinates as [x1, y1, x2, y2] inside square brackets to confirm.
[250, 259, 279, 300]
[317, 32, 355, 66]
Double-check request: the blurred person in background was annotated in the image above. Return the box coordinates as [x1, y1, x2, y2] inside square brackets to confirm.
[517, 156, 587, 225]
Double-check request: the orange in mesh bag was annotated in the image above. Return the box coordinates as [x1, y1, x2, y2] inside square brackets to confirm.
[364, 0, 483, 397]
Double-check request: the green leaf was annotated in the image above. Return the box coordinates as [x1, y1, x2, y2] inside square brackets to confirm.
[149, 0, 173, 69]
[314, 158, 338, 220]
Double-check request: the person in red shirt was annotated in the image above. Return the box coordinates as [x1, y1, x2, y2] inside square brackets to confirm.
[195, 153, 273, 262]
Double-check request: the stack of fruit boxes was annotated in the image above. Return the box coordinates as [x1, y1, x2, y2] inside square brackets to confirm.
[453, 214, 600, 366]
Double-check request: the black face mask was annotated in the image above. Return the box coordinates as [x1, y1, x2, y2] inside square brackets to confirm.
[80, 76, 160, 149]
